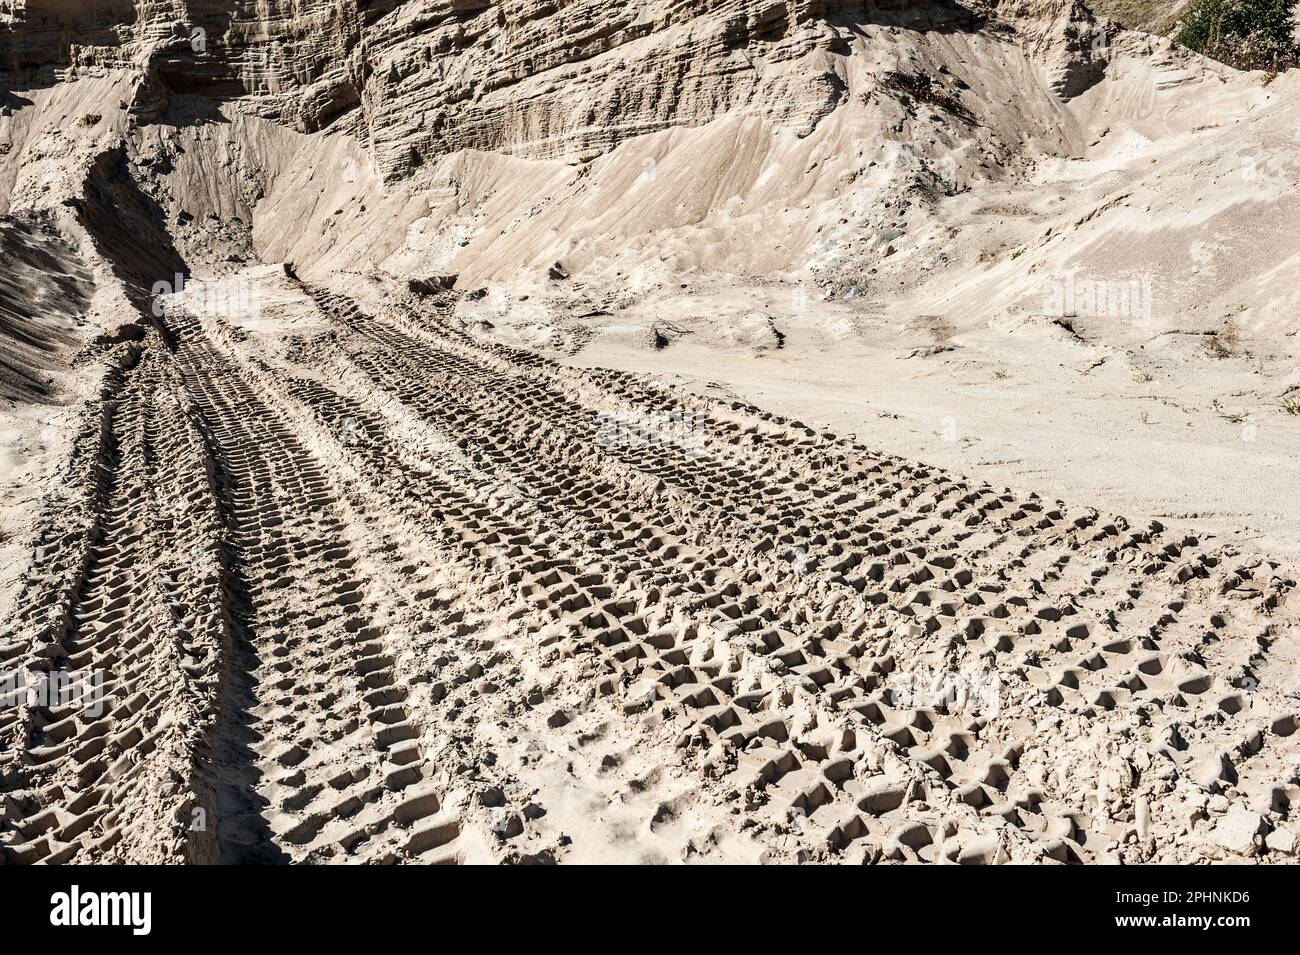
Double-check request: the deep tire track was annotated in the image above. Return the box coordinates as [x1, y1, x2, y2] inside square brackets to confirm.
[164, 312, 463, 864]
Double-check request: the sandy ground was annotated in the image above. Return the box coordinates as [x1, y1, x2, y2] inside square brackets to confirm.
[564, 291, 1300, 561]
[0, 268, 1297, 865]
[3, 4, 1300, 865]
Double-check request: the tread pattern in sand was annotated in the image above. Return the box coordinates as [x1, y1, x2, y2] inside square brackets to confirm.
[3, 281, 1296, 865]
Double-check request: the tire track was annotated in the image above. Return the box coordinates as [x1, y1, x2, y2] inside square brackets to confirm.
[290, 285, 1300, 863]
[5, 275, 1297, 865]
[0, 341, 224, 864]
[163, 311, 463, 864]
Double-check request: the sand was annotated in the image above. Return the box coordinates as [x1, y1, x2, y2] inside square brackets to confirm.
[1, 0, 1299, 865]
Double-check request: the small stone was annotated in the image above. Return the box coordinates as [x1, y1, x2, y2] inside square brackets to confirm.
[1135, 796, 1151, 840]
[1265, 828, 1296, 855]
[1210, 805, 1263, 856]
[1193, 753, 1232, 790]
[490, 811, 524, 839]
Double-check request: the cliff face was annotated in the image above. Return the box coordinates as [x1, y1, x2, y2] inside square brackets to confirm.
[5, 0, 1287, 363]
[0, 0, 1120, 293]
[3, 1, 1100, 180]
[351, 0, 997, 178]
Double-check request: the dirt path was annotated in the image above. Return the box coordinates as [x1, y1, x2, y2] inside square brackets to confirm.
[2, 280, 1298, 864]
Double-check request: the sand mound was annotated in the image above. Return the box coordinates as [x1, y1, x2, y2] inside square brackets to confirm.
[0, 215, 92, 402]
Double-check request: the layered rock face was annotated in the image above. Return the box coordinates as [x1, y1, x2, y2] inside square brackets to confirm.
[0, 0, 1122, 294]
[3, 1, 1100, 183]
[354, 0, 997, 178]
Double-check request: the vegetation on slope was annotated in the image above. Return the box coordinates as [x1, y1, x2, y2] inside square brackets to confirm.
[1175, 0, 1300, 70]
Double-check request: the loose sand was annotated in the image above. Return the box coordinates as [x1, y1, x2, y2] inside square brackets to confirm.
[2, 1, 1298, 864]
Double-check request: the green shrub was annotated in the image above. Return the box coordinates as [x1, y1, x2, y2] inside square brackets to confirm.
[1176, 0, 1300, 71]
